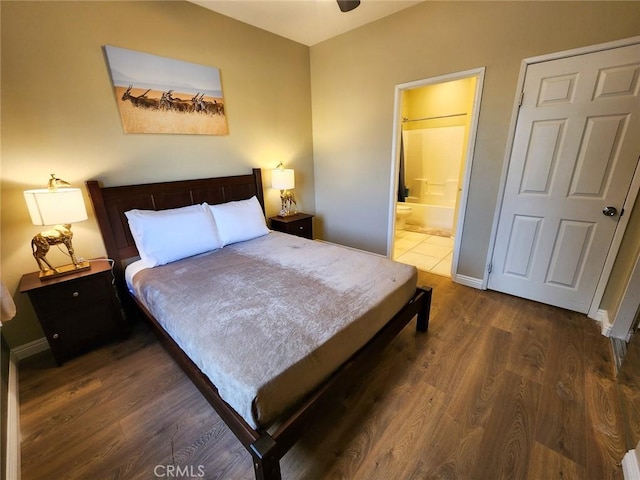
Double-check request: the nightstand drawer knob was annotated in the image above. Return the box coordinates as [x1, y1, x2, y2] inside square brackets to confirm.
[72, 291, 79, 298]
[52, 333, 59, 340]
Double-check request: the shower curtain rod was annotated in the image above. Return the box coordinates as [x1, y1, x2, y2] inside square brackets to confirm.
[402, 113, 467, 122]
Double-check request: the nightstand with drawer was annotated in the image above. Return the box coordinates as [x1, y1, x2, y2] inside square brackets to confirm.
[269, 213, 314, 239]
[19, 259, 129, 365]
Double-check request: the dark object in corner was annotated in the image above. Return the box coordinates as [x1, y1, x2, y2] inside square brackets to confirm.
[337, 0, 360, 12]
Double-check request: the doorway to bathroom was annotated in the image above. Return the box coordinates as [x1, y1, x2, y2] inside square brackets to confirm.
[388, 68, 484, 278]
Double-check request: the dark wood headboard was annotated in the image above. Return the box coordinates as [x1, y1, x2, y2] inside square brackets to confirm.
[86, 168, 263, 288]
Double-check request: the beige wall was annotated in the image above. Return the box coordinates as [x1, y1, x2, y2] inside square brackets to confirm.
[310, 1, 640, 281]
[0, 1, 314, 347]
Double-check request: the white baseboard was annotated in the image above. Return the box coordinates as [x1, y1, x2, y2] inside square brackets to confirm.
[593, 308, 609, 325]
[453, 274, 483, 289]
[6, 351, 21, 480]
[12, 337, 49, 361]
[592, 309, 633, 341]
[623, 449, 640, 480]
[596, 309, 614, 336]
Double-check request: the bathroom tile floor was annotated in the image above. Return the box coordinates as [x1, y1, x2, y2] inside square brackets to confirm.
[393, 229, 454, 277]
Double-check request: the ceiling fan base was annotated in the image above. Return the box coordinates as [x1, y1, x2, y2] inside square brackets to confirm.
[337, 0, 361, 13]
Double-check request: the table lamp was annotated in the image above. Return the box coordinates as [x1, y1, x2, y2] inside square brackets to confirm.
[272, 163, 297, 217]
[24, 174, 90, 280]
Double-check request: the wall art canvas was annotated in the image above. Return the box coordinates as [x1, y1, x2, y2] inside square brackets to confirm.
[104, 45, 228, 135]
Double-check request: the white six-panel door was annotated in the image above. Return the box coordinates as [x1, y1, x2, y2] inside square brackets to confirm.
[489, 43, 640, 313]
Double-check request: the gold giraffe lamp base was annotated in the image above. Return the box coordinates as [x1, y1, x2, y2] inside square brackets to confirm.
[38, 261, 91, 280]
[31, 225, 90, 281]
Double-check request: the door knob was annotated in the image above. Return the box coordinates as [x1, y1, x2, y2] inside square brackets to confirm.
[602, 206, 618, 217]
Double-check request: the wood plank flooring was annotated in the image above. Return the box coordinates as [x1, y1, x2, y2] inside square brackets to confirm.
[19, 272, 633, 479]
[618, 331, 640, 452]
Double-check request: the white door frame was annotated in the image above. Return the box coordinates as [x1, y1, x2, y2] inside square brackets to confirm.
[387, 67, 485, 281]
[486, 36, 640, 321]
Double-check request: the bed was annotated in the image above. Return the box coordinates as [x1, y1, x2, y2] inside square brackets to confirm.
[86, 169, 431, 480]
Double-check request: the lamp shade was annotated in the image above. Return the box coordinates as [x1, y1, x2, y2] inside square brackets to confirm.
[272, 168, 295, 190]
[24, 188, 88, 226]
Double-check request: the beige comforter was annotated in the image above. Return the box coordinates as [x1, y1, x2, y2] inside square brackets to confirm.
[130, 232, 417, 429]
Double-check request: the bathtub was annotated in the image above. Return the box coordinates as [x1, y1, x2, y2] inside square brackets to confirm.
[402, 201, 455, 230]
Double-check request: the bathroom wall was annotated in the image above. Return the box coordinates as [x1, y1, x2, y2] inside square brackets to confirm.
[403, 126, 465, 207]
[400, 77, 477, 231]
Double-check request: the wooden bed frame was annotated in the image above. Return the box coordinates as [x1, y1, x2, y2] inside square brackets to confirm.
[86, 169, 432, 480]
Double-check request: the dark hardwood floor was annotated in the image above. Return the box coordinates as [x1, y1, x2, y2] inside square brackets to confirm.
[19, 272, 635, 479]
[618, 330, 640, 453]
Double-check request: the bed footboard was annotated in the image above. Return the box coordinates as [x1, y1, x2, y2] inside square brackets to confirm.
[250, 435, 281, 480]
[417, 286, 431, 332]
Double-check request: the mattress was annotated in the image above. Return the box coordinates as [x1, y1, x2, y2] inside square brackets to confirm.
[128, 232, 417, 429]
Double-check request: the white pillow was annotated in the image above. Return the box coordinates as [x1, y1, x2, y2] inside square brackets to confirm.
[125, 204, 222, 267]
[206, 196, 270, 246]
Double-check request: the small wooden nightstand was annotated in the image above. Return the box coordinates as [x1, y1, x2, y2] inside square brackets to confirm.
[19, 259, 129, 365]
[269, 213, 314, 239]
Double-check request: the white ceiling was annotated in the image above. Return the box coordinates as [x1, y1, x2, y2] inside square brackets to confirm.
[189, 0, 424, 46]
